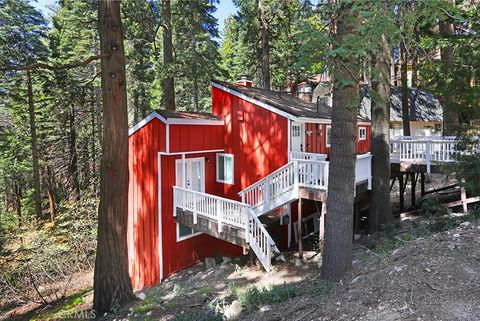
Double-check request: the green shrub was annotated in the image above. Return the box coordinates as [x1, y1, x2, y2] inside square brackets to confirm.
[238, 283, 299, 311]
[172, 307, 223, 321]
[422, 197, 456, 232]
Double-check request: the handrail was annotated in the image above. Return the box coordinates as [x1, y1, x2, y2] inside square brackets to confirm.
[173, 186, 276, 272]
[390, 138, 458, 172]
[392, 136, 457, 141]
[289, 151, 328, 161]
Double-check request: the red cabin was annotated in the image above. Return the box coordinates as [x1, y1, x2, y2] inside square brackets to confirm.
[127, 80, 372, 290]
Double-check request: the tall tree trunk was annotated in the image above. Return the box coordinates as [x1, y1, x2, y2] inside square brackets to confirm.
[69, 104, 80, 200]
[321, 2, 359, 281]
[14, 182, 22, 228]
[191, 31, 199, 111]
[370, 31, 393, 233]
[400, 40, 411, 136]
[162, 0, 176, 111]
[45, 164, 57, 225]
[133, 90, 139, 123]
[258, 0, 271, 89]
[27, 71, 42, 219]
[439, 1, 457, 135]
[93, 1, 135, 315]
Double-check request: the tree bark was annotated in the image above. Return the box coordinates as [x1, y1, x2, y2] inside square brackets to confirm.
[439, 0, 457, 135]
[27, 70, 42, 219]
[400, 40, 411, 136]
[45, 164, 57, 224]
[162, 0, 176, 111]
[370, 32, 393, 233]
[258, 0, 271, 90]
[321, 2, 359, 281]
[93, 0, 135, 315]
[68, 104, 80, 200]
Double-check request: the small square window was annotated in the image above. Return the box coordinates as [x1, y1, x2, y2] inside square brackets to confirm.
[358, 127, 367, 141]
[216, 153, 234, 184]
[326, 126, 332, 147]
[292, 125, 301, 137]
[176, 223, 201, 242]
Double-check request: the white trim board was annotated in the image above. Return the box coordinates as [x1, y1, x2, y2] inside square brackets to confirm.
[159, 149, 224, 156]
[212, 82, 297, 121]
[129, 111, 224, 136]
[157, 152, 164, 282]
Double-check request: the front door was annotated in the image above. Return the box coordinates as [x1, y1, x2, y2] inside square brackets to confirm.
[176, 157, 205, 192]
[291, 122, 304, 152]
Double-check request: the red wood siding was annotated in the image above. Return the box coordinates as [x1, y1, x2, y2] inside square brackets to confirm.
[169, 124, 224, 153]
[305, 123, 371, 155]
[128, 118, 165, 290]
[160, 153, 242, 281]
[128, 118, 241, 290]
[212, 86, 289, 200]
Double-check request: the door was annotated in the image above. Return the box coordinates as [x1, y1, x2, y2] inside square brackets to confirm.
[175, 157, 205, 192]
[291, 122, 304, 152]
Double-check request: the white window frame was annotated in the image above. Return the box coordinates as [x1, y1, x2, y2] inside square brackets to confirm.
[325, 125, 332, 147]
[358, 126, 367, 141]
[176, 223, 202, 242]
[216, 153, 234, 185]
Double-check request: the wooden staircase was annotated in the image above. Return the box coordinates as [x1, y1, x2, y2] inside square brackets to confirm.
[173, 152, 372, 272]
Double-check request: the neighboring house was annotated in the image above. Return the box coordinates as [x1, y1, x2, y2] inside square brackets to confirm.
[127, 80, 373, 289]
[313, 82, 444, 137]
[359, 86, 443, 137]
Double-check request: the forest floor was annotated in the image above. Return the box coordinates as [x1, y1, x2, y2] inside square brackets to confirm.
[3, 211, 480, 321]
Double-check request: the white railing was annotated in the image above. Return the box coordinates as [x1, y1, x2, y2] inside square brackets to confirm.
[173, 186, 278, 272]
[390, 137, 458, 172]
[297, 160, 330, 189]
[290, 151, 328, 161]
[392, 136, 456, 141]
[355, 153, 373, 189]
[239, 161, 299, 213]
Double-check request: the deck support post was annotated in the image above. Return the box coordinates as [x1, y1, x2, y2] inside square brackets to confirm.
[319, 201, 326, 252]
[399, 174, 406, 212]
[421, 173, 425, 196]
[298, 198, 303, 260]
[411, 173, 417, 209]
[461, 185, 468, 213]
[354, 203, 360, 235]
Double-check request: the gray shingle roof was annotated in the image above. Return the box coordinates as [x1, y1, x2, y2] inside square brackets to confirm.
[155, 109, 222, 121]
[213, 80, 333, 119]
[359, 86, 443, 122]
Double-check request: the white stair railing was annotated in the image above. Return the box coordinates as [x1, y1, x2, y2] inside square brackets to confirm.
[173, 186, 279, 272]
[290, 151, 328, 161]
[297, 160, 329, 189]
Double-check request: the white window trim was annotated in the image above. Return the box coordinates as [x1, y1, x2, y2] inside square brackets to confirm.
[326, 125, 332, 147]
[176, 224, 202, 242]
[216, 153, 234, 185]
[358, 126, 367, 141]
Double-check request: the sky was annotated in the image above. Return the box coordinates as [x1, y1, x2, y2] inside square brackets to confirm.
[32, 0, 237, 38]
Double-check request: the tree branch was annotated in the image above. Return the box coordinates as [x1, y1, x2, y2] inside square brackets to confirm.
[0, 54, 109, 72]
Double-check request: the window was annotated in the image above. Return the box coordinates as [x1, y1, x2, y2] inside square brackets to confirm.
[292, 125, 301, 137]
[358, 127, 367, 141]
[177, 223, 201, 242]
[326, 125, 332, 147]
[216, 153, 234, 184]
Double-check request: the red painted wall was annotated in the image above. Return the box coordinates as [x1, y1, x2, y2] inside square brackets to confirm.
[212, 86, 290, 200]
[128, 119, 165, 290]
[169, 124, 224, 153]
[305, 123, 371, 155]
[128, 118, 242, 290]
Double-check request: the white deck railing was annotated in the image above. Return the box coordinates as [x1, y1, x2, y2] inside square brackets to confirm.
[173, 186, 278, 272]
[239, 154, 372, 216]
[290, 151, 328, 161]
[390, 137, 458, 172]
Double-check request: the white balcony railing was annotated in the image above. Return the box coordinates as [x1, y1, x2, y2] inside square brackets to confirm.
[390, 137, 458, 172]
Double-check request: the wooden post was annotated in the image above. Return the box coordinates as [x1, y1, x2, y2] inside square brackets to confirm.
[411, 173, 417, 209]
[421, 173, 425, 196]
[399, 174, 405, 212]
[461, 186, 468, 213]
[319, 202, 326, 252]
[354, 203, 360, 235]
[298, 198, 303, 259]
